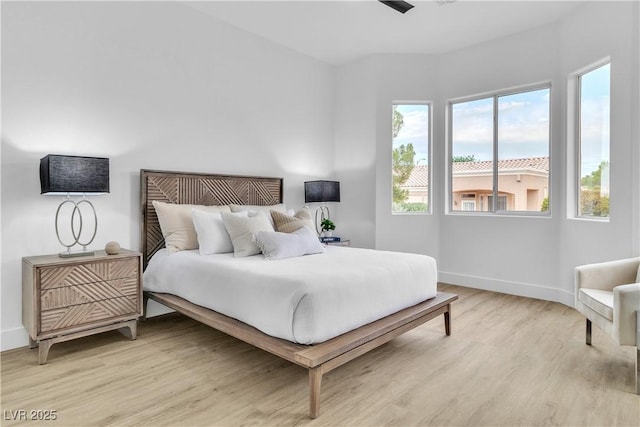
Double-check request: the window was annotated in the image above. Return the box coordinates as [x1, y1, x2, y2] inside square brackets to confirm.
[578, 63, 610, 218]
[450, 86, 550, 214]
[392, 103, 430, 214]
[488, 195, 508, 211]
[461, 200, 476, 211]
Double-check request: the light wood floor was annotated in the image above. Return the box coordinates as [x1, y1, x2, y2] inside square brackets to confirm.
[2, 284, 639, 426]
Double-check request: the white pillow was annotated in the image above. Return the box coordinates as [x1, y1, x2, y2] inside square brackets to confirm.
[192, 209, 248, 255]
[221, 211, 274, 257]
[229, 203, 287, 226]
[254, 226, 324, 261]
[152, 201, 231, 253]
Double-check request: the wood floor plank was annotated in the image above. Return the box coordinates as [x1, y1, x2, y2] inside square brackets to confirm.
[2, 284, 638, 426]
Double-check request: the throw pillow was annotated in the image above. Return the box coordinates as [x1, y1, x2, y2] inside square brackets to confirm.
[192, 209, 248, 255]
[152, 201, 230, 253]
[229, 203, 287, 226]
[271, 206, 315, 233]
[221, 211, 274, 257]
[254, 226, 324, 261]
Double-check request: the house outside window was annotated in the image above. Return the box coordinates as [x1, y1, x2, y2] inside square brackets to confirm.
[578, 62, 610, 219]
[449, 86, 551, 214]
[392, 103, 431, 214]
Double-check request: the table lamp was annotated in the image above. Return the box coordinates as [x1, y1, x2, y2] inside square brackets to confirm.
[40, 154, 109, 257]
[304, 180, 340, 235]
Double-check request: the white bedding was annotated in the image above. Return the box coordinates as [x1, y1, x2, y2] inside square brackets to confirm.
[143, 246, 438, 344]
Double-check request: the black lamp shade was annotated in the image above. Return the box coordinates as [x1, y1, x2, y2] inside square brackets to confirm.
[379, 1, 414, 14]
[304, 180, 340, 203]
[40, 155, 110, 194]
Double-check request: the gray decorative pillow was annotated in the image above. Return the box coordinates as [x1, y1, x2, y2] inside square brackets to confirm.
[254, 226, 324, 261]
[221, 211, 274, 257]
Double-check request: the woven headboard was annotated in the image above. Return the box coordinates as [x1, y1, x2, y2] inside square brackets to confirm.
[140, 169, 283, 268]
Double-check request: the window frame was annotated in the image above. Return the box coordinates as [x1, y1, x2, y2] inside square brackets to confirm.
[447, 82, 552, 217]
[575, 60, 611, 221]
[391, 101, 433, 215]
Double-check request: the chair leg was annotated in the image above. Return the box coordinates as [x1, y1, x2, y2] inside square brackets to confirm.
[637, 310, 640, 394]
[586, 318, 592, 346]
[636, 347, 639, 395]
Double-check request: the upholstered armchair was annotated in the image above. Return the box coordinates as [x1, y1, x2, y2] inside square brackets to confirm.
[575, 257, 640, 394]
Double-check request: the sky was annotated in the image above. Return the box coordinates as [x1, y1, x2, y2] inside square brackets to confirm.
[393, 63, 609, 182]
[392, 104, 429, 166]
[451, 88, 550, 163]
[579, 63, 610, 180]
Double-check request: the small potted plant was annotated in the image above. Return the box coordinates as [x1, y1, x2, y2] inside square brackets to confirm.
[320, 218, 336, 237]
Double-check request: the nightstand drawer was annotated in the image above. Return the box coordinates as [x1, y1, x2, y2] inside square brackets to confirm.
[40, 297, 138, 333]
[39, 258, 139, 290]
[41, 277, 139, 311]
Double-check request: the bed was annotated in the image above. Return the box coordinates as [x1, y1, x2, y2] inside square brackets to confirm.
[140, 169, 458, 418]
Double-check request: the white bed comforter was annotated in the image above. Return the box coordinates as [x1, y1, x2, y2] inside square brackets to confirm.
[143, 246, 437, 344]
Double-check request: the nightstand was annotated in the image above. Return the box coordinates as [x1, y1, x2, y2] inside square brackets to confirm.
[22, 249, 142, 364]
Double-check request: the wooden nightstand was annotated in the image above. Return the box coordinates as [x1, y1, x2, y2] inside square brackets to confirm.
[22, 249, 142, 364]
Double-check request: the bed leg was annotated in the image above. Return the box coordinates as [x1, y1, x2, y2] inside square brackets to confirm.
[141, 293, 149, 321]
[444, 304, 451, 336]
[309, 366, 323, 418]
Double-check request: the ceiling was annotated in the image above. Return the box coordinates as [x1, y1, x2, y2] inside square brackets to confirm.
[185, 0, 587, 65]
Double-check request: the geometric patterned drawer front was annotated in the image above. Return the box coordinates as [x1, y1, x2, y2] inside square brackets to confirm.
[40, 297, 138, 333]
[39, 258, 139, 290]
[41, 278, 139, 311]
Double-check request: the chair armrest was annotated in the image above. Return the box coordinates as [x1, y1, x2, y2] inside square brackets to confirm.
[575, 257, 640, 292]
[613, 283, 640, 346]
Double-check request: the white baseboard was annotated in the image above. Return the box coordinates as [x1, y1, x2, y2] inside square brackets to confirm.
[1, 326, 29, 352]
[439, 271, 575, 307]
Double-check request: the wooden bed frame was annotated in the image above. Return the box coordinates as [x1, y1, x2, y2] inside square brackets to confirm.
[140, 169, 458, 418]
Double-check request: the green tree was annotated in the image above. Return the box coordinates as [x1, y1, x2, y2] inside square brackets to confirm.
[581, 161, 609, 188]
[392, 107, 404, 139]
[540, 197, 549, 212]
[392, 106, 415, 205]
[580, 161, 609, 217]
[392, 143, 416, 204]
[452, 154, 477, 162]
[581, 190, 609, 217]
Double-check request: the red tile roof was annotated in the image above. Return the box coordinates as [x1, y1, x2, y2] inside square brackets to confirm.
[402, 165, 429, 188]
[400, 157, 549, 188]
[452, 156, 549, 173]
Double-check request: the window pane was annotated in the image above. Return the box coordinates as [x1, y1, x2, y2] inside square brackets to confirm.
[497, 89, 550, 212]
[579, 63, 610, 218]
[451, 97, 493, 212]
[392, 104, 430, 214]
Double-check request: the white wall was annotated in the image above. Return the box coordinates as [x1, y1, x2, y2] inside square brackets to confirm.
[333, 57, 378, 249]
[335, 1, 639, 304]
[2, 1, 638, 352]
[1, 2, 335, 350]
